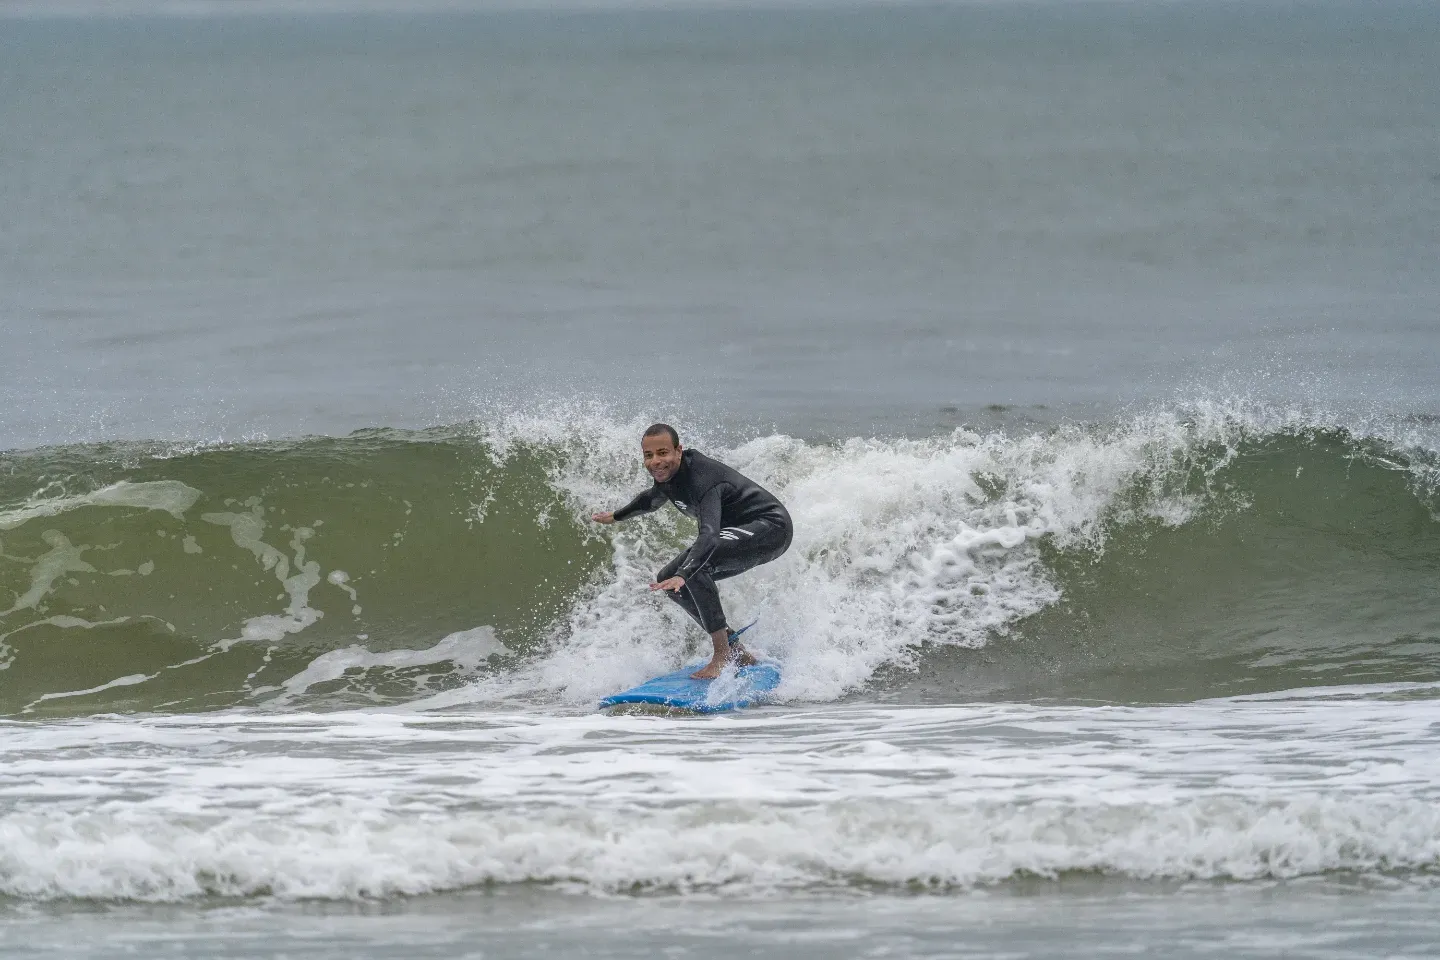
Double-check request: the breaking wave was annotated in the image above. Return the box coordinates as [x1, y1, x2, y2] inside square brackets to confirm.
[0, 399, 1436, 715]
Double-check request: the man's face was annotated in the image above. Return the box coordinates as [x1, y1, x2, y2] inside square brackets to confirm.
[642, 434, 683, 483]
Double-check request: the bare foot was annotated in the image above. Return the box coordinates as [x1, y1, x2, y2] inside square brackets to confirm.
[690, 658, 726, 680]
[691, 647, 758, 679]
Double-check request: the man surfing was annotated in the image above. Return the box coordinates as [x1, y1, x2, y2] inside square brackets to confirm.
[592, 424, 793, 679]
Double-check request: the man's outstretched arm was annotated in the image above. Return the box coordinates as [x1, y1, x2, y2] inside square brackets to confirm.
[593, 486, 665, 524]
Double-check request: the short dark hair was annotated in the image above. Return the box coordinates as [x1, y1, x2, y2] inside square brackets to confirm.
[643, 423, 680, 447]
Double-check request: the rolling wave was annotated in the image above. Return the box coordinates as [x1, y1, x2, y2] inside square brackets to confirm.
[0, 402, 1436, 715]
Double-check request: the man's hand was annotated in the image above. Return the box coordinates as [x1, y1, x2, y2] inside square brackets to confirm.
[650, 576, 685, 593]
[591, 512, 615, 524]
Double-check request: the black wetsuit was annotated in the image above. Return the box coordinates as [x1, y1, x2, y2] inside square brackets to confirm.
[613, 449, 792, 634]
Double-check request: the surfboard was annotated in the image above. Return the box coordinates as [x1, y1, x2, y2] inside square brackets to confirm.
[599, 661, 782, 714]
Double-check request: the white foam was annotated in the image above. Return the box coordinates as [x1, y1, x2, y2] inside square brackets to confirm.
[326, 569, 362, 615]
[0, 480, 203, 624]
[0, 530, 97, 616]
[451, 406, 1253, 707]
[202, 507, 325, 650]
[2, 697, 1438, 901]
[4, 792, 1437, 901]
[275, 626, 511, 704]
[22, 673, 154, 713]
[0, 480, 202, 531]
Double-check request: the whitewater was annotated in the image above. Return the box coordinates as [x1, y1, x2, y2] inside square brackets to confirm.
[5, 693, 1440, 901]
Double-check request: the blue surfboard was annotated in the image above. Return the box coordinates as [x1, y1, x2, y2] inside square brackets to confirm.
[599, 661, 782, 714]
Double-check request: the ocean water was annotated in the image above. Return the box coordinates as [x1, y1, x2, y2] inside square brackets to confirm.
[2, 0, 1439, 957]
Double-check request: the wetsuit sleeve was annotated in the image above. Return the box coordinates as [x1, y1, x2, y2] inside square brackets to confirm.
[612, 487, 666, 522]
[678, 485, 726, 578]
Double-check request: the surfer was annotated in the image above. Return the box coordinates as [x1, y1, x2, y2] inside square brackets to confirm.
[592, 424, 793, 679]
